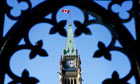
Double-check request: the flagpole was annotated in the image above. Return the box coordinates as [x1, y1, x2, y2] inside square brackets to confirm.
[62, 9, 71, 26]
[68, 11, 72, 26]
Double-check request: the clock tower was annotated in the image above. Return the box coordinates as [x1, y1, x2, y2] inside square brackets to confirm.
[59, 24, 82, 84]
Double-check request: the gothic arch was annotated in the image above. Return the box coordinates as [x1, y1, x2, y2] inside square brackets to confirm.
[0, 0, 139, 84]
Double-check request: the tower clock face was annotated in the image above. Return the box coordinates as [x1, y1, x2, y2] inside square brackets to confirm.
[66, 60, 75, 68]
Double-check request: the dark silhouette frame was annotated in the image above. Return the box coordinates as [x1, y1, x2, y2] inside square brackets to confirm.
[0, 0, 139, 84]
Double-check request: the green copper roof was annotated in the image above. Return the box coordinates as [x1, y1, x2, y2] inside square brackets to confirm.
[64, 24, 77, 56]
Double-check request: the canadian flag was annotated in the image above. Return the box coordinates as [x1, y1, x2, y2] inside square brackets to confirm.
[62, 9, 70, 14]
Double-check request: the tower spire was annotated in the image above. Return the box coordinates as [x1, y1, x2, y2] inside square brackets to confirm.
[64, 24, 77, 56]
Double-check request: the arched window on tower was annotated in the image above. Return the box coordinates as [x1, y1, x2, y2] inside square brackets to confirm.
[74, 79, 76, 84]
[64, 79, 67, 84]
[71, 79, 73, 84]
[68, 79, 70, 84]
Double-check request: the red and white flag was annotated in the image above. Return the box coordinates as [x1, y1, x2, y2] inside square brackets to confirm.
[62, 9, 70, 14]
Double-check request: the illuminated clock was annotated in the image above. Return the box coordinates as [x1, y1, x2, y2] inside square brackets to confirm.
[66, 60, 75, 68]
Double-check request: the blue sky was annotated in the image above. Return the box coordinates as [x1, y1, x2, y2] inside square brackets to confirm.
[4, 0, 136, 84]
